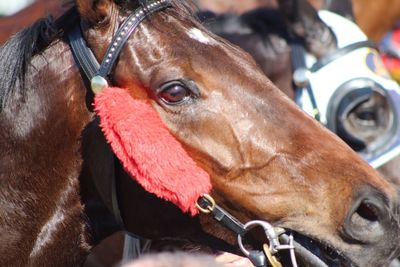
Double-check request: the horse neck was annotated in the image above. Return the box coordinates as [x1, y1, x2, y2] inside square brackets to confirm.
[0, 37, 115, 266]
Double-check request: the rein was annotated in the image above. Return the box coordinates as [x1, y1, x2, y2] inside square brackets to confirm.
[68, 1, 298, 266]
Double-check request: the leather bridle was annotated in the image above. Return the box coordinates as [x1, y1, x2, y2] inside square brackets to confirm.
[67, 1, 300, 266]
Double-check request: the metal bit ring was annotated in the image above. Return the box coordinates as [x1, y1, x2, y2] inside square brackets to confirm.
[237, 220, 282, 256]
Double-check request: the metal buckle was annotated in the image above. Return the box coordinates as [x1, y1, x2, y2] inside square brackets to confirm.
[196, 194, 216, 213]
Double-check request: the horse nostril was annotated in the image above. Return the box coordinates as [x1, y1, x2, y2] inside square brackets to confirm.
[354, 201, 379, 223]
[344, 197, 386, 243]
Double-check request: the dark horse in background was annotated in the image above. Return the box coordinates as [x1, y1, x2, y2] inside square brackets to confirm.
[196, 0, 400, 42]
[2, 1, 400, 267]
[197, 0, 336, 98]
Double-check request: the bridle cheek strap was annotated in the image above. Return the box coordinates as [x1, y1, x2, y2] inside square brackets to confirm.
[68, 0, 211, 216]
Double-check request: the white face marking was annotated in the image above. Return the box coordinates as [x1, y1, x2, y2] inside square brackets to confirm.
[187, 28, 214, 45]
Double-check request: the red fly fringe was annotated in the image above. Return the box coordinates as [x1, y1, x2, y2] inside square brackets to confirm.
[94, 86, 211, 215]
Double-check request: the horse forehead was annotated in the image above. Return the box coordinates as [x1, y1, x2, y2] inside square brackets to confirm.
[186, 28, 215, 45]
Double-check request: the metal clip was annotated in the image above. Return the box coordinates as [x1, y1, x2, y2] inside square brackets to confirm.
[237, 220, 281, 254]
[237, 221, 298, 267]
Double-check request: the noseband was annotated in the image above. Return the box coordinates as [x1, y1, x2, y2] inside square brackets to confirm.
[68, 2, 299, 266]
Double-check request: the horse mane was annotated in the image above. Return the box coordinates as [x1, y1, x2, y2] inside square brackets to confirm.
[0, 18, 55, 109]
[0, 7, 78, 110]
[0, 0, 196, 110]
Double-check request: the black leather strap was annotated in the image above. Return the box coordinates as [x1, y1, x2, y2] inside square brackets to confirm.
[212, 205, 246, 236]
[291, 42, 307, 71]
[68, 25, 100, 81]
[68, 0, 171, 86]
[197, 196, 246, 235]
[291, 41, 321, 121]
[98, 0, 172, 78]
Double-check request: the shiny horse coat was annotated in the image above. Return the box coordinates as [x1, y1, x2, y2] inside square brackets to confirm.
[1, 0, 400, 266]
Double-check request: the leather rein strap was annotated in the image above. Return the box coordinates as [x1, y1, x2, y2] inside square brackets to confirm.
[68, 0, 171, 225]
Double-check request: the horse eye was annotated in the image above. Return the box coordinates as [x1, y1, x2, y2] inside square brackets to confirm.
[158, 82, 191, 105]
[356, 110, 376, 121]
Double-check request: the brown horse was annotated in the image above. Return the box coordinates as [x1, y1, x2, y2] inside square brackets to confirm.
[1, 1, 400, 267]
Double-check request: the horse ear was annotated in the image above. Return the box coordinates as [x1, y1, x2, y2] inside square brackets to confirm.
[76, 0, 113, 25]
[277, 0, 337, 57]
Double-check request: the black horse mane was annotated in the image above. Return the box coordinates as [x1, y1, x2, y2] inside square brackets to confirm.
[0, 0, 195, 110]
[0, 16, 61, 109]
